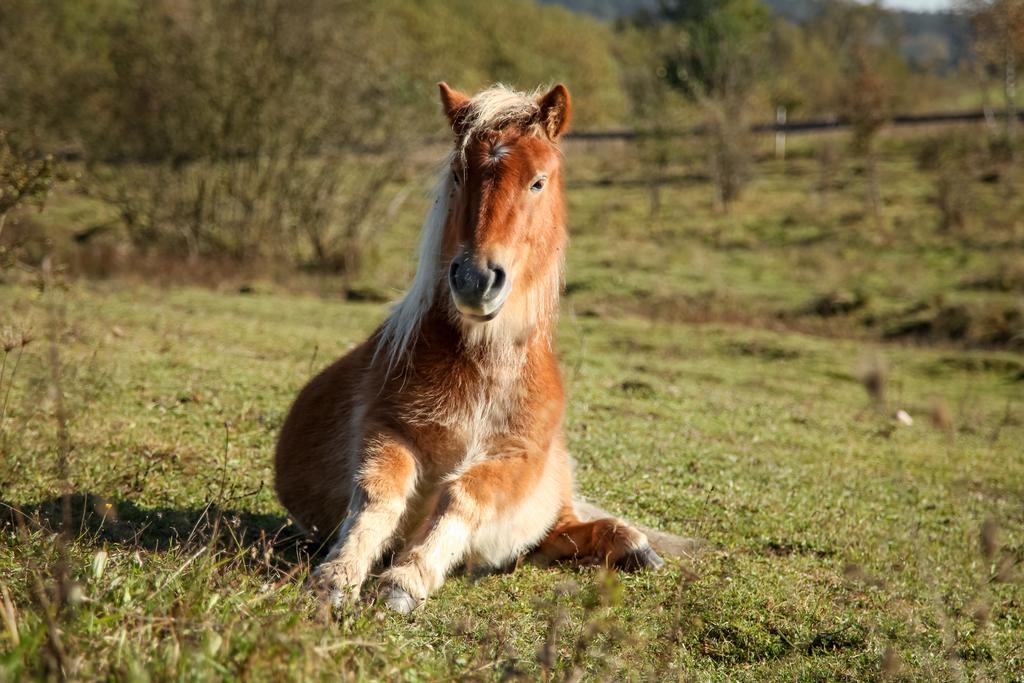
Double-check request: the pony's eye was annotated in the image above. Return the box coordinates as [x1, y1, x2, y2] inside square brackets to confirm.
[530, 176, 547, 193]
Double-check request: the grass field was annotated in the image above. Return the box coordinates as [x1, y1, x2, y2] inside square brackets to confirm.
[2, 136, 1023, 680]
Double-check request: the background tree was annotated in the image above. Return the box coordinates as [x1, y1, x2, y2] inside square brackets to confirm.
[614, 23, 690, 217]
[964, 0, 1024, 163]
[810, 0, 907, 236]
[0, 0, 631, 287]
[0, 133, 53, 238]
[657, 0, 773, 211]
[766, 17, 844, 121]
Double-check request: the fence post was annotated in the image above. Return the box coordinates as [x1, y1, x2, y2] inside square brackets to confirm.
[775, 106, 787, 161]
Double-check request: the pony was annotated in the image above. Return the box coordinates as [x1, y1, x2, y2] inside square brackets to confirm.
[275, 82, 680, 613]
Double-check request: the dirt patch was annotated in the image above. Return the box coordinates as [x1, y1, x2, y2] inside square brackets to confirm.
[883, 301, 1024, 351]
[798, 290, 868, 318]
[762, 539, 835, 559]
[617, 379, 657, 399]
[959, 260, 1024, 294]
[936, 355, 1024, 379]
[725, 340, 803, 361]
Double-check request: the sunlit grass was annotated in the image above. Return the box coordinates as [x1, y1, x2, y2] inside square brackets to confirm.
[1, 277, 1021, 679]
[2, 134, 1022, 678]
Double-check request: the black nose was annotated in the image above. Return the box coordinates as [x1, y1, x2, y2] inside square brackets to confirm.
[449, 256, 507, 308]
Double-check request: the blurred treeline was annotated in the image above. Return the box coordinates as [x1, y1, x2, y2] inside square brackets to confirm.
[0, 0, 631, 279]
[0, 0, 1020, 283]
[0, 0, 630, 158]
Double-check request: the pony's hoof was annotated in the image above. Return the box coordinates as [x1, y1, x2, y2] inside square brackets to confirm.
[618, 545, 664, 571]
[382, 583, 418, 614]
[328, 588, 346, 611]
[324, 583, 362, 611]
[313, 561, 360, 610]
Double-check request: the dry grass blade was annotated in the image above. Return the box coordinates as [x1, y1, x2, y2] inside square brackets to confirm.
[152, 547, 208, 596]
[858, 351, 889, 408]
[980, 518, 998, 561]
[0, 582, 20, 646]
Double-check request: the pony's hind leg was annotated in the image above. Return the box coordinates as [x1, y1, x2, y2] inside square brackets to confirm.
[532, 507, 664, 571]
[315, 434, 418, 607]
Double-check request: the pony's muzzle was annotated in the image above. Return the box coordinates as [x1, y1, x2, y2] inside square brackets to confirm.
[448, 255, 508, 321]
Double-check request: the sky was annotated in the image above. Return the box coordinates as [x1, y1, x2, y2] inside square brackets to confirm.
[877, 0, 955, 10]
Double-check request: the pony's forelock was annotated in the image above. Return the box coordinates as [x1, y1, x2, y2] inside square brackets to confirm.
[455, 84, 546, 162]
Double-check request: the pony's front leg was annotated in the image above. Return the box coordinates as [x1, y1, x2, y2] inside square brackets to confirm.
[316, 434, 418, 607]
[379, 450, 545, 613]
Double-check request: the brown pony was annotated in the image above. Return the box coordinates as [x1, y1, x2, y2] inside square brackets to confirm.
[275, 83, 678, 613]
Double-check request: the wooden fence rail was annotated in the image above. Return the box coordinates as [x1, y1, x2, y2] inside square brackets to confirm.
[568, 108, 1024, 141]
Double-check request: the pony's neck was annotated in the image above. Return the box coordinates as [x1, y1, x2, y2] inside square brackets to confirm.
[424, 282, 557, 363]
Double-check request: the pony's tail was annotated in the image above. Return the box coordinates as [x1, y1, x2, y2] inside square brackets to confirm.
[573, 499, 702, 560]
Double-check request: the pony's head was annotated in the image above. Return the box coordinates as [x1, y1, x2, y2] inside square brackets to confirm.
[438, 82, 570, 333]
[378, 83, 571, 366]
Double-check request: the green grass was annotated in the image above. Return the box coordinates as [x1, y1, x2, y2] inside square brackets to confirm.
[2, 132, 1023, 679]
[1, 280, 1022, 680]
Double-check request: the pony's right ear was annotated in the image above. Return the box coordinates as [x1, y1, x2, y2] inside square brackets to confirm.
[438, 82, 471, 133]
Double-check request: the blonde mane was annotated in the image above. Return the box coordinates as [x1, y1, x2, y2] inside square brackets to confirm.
[375, 84, 550, 371]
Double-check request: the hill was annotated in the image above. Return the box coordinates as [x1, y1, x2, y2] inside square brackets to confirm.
[540, 0, 971, 70]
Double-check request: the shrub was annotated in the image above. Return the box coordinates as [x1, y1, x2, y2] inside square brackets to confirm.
[0, 131, 55, 272]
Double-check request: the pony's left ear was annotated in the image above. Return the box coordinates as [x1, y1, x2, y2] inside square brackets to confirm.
[537, 84, 572, 140]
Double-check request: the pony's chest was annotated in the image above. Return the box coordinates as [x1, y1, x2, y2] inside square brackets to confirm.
[402, 370, 525, 471]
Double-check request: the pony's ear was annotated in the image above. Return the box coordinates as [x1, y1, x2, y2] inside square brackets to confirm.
[438, 82, 471, 132]
[536, 84, 572, 140]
